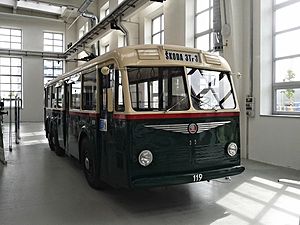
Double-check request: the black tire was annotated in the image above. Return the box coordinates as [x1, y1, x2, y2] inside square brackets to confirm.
[47, 125, 55, 151]
[48, 122, 64, 156]
[54, 140, 65, 157]
[80, 137, 105, 189]
[53, 127, 65, 157]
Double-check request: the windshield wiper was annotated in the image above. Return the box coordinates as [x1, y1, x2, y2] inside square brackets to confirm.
[165, 96, 188, 113]
[191, 94, 220, 111]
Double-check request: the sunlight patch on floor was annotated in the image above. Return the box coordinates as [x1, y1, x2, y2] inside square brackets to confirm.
[217, 176, 300, 225]
[259, 208, 299, 225]
[210, 214, 249, 225]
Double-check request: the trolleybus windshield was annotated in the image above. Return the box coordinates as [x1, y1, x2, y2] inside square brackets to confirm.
[128, 67, 190, 111]
[186, 68, 236, 110]
[128, 66, 236, 112]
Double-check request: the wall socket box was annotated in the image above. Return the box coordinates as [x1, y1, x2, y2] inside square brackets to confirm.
[246, 96, 255, 117]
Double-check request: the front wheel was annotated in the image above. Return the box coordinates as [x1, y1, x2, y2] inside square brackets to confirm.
[80, 137, 106, 189]
[47, 126, 55, 151]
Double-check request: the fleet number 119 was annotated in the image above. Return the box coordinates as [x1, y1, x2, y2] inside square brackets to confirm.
[193, 173, 203, 182]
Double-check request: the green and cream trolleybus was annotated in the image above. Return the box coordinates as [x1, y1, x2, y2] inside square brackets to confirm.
[44, 44, 245, 189]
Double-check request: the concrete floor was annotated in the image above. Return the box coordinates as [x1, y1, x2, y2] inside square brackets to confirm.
[0, 123, 299, 225]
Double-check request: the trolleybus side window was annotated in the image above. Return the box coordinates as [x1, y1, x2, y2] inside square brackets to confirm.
[128, 67, 189, 111]
[82, 69, 97, 111]
[70, 75, 81, 109]
[57, 85, 64, 108]
[51, 85, 57, 108]
[186, 68, 236, 110]
[46, 86, 51, 107]
[115, 70, 124, 111]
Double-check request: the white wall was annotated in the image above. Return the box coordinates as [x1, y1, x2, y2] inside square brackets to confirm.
[0, 13, 75, 122]
[223, 0, 300, 170]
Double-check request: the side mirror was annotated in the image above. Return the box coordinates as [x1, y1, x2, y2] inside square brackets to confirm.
[107, 88, 114, 112]
[101, 66, 110, 76]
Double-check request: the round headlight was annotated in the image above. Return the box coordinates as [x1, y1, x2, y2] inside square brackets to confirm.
[227, 143, 238, 157]
[138, 150, 153, 167]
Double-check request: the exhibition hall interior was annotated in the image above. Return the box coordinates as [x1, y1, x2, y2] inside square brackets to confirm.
[0, 0, 299, 224]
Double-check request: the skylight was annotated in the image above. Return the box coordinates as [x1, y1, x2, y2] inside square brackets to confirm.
[0, 0, 67, 15]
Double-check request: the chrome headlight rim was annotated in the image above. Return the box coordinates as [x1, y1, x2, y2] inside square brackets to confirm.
[227, 142, 238, 157]
[138, 150, 153, 167]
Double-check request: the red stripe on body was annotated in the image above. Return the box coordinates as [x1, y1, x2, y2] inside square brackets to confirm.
[113, 112, 239, 120]
[69, 111, 99, 118]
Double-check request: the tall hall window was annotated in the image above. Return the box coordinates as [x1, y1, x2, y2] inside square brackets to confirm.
[0, 57, 22, 107]
[0, 27, 22, 49]
[43, 32, 63, 52]
[273, 0, 300, 114]
[195, 0, 213, 51]
[43, 59, 63, 84]
[152, 14, 164, 44]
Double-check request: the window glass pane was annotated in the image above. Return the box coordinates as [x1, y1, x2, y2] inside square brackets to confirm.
[53, 33, 63, 40]
[53, 40, 62, 46]
[44, 45, 53, 52]
[44, 59, 63, 84]
[275, 2, 300, 32]
[0, 84, 11, 91]
[71, 78, 81, 109]
[275, 30, 300, 57]
[44, 39, 53, 46]
[196, 11, 210, 33]
[11, 84, 21, 91]
[43, 32, 63, 52]
[11, 29, 21, 36]
[11, 67, 21, 75]
[187, 68, 235, 110]
[53, 46, 63, 52]
[44, 78, 53, 85]
[0, 42, 10, 48]
[152, 16, 161, 34]
[44, 32, 53, 39]
[82, 71, 96, 110]
[1, 92, 11, 99]
[44, 60, 53, 68]
[0, 35, 10, 42]
[44, 69, 53, 76]
[10, 76, 22, 83]
[53, 69, 63, 77]
[53, 60, 62, 68]
[130, 84, 137, 108]
[276, 88, 300, 112]
[11, 58, 21, 66]
[196, 34, 210, 51]
[0, 28, 10, 35]
[149, 80, 159, 108]
[0, 66, 10, 74]
[10, 43, 21, 49]
[196, 1, 210, 13]
[152, 33, 161, 45]
[275, 57, 300, 82]
[57, 86, 63, 108]
[0, 76, 10, 83]
[11, 36, 21, 43]
[0, 58, 10, 66]
[128, 67, 189, 111]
